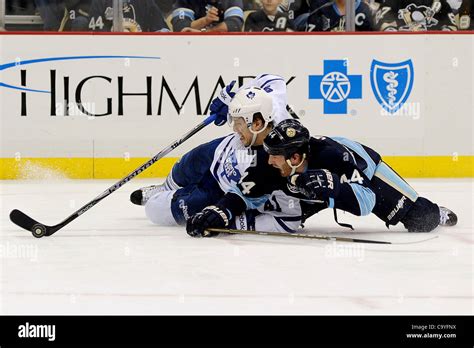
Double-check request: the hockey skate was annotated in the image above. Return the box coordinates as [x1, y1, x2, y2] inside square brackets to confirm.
[130, 184, 167, 206]
[439, 206, 458, 227]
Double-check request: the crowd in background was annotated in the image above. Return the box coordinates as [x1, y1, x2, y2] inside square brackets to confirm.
[2, 0, 473, 32]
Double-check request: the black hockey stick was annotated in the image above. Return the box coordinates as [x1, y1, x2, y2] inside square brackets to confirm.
[10, 114, 217, 238]
[286, 104, 300, 119]
[206, 228, 439, 245]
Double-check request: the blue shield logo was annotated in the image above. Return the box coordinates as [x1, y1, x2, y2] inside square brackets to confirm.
[370, 60, 414, 113]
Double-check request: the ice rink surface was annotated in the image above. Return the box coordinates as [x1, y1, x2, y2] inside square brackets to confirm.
[1, 178, 472, 315]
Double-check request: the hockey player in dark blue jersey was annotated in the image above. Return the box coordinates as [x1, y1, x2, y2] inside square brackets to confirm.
[171, 0, 244, 32]
[306, 0, 376, 31]
[263, 119, 458, 232]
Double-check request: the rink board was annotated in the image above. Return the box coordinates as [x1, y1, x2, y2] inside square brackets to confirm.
[0, 33, 473, 178]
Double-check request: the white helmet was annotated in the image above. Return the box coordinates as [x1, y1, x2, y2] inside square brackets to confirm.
[228, 87, 274, 127]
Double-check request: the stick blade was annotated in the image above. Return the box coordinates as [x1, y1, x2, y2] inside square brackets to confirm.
[9, 209, 40, 232]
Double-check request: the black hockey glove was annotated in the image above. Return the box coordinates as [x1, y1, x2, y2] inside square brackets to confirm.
[186, 205, 230, 237]
[292, 169, 340, 202]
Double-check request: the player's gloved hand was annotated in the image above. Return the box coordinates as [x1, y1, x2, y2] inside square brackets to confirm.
[186, 205, 230, 237]
[292, 169, 340, 201]
[210, 80, 237, 126]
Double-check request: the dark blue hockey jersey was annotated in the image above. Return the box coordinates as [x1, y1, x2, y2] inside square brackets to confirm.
[279, 0, 311, 20]
[244, 10, 295, 31]
[306, 0, 376, 31]
[285, 136, 383, 217]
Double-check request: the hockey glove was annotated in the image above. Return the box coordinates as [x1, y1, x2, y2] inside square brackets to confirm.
[210, 80, 237, 126]
[186, 205, 230, 237]
[293, 169, 340, 202]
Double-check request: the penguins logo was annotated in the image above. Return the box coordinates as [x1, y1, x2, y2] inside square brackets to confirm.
[286, 128, 296, 137]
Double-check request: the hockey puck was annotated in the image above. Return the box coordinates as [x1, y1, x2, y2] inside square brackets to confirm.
[32, 224, 46, 238]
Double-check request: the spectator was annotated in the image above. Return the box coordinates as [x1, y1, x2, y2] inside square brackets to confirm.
[61, 0, 91, 31]
[89, 0, 169, 32]
[171, 0, 244, 32]
[446, 0, 463, 14]
[154, 0, 174, 17]
[279, 0, 310, 30]
[457, 0, 472, 29]
[375, 0, 457, 31]
[244, 0, 263, 10]
[34, 0, 90, 31]
[306, 0, 376, 31]
[244, 0, 295, 31]
[34, 0, 65, 31]
[365, 0, 382, 12]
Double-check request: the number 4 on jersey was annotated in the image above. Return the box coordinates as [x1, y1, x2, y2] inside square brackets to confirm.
[239, 171, 256, 195]
[340, 169, 364, 184]
[240, 181, 256, 195]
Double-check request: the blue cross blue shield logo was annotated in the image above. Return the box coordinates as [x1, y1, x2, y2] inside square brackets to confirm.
[370, 59, 414, 113]
[309, 60, 362, 114]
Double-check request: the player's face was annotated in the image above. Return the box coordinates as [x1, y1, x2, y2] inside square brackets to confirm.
[268, 154, 292, 177]
[232, 117, 254, 146]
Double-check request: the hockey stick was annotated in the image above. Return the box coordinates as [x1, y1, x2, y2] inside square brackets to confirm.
[286, 104, 300, 119]
[206, 228, 439, 245]
[10, 114, 217, 238]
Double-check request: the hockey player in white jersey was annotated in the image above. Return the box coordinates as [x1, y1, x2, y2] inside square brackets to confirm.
[130, 74, 302, 236]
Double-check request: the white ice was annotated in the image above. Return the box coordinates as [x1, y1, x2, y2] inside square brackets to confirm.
[1, 178, 472, 315]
